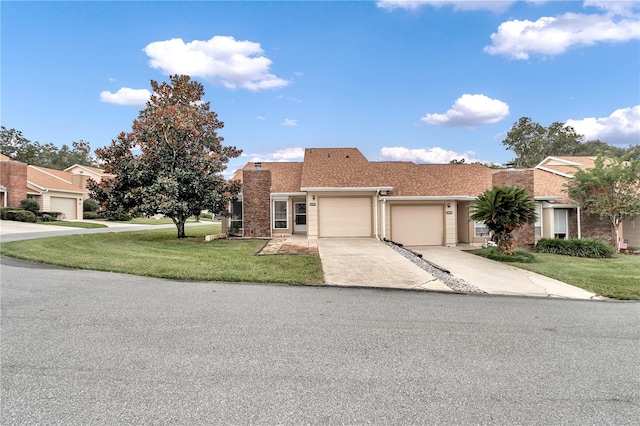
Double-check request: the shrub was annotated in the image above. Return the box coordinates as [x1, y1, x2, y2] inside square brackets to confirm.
[536, 238, 614, 258]
[83, 211, 100, 219]
[83, 198, 100, 212]
[19, 198, 40, 214]
[0, 207, 18, 220]
[486, 248, 536, 263]
[5, 209, 37, 222]
[38, 211, 63, 222]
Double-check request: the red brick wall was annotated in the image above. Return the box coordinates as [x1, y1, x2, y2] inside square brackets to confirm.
[580, 210, 614, 245]
[492, 169, 536, 247]
[0, 160, 28, 207]
[242, 170, 271, 238]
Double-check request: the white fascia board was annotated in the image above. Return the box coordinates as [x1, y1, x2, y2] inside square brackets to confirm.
[270, 192, 307, 198]
[380, 195, 476, 201]
[534, 196, 564, 201]
[300, 186, 393, 192]
[535, 165, 575, 178]
[26, 180, 46, 192]
[536, 156, 582, 168]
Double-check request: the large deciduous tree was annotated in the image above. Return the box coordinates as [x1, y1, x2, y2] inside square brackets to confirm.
[89, 75, 242, 238]
[566, 154, 640, 252]
[470, 186, 538, 255]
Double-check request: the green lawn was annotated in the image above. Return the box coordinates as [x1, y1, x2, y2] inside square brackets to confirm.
[471, 248, 640, 300]
[39, 221, 108, 229]
[120, 217, 220, 225]
[0, 224, 324, 284]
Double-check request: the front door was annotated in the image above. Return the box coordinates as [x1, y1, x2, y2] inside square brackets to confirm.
[294, 202, 307, 233]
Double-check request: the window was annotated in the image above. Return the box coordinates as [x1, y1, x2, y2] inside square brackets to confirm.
[475, 221, 489, 238]
[230, 200, 243, 230]
[534, 203, 542, 237]
[273, 200, 288, 229]
[554, 209, 567, 239]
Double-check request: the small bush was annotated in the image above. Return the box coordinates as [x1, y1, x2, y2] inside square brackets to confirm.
[83, 211, 100, 219]
[83, 198, 100, 212]
[5, 209, 37, 223]
[536, 238, 614, 258]
[38, 211, 63, 222]
[487, 248, 536, 263]
[19, 198, 40, 214]
[0, 207, 18, 220]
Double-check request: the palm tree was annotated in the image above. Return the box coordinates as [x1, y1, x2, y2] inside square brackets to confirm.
[470, 186, 538, 255]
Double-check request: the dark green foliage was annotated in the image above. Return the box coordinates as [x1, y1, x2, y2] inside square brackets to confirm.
[83, 211, 100, 219]
[1, 126, 93, 169]
[83, 198, 100, 212]
[470, 186, 538, 255]
[19, 198, 40, 213]
[536, 238, 614, 258]
[100, 207, 133, 222]
[0, 207, 17, 220]
[3, 209, 37, 222]
[37, 211, 63, 222]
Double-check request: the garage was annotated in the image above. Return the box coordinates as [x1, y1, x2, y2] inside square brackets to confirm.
[50, 196, 78, 220]
[319, 197, 371, 237]
[391, 205, 443, 246]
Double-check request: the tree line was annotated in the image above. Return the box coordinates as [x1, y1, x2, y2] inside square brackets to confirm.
[0, 126, 93, 170]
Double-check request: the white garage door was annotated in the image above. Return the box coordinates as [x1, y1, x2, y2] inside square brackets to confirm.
[391, 205, 443, 246]
[50, 197, 77, 220]
[319, 197, 371, 237]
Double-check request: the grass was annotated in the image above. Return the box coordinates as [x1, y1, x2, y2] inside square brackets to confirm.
[120, 217, 220, 225]
[0, 224, 324, 284]
[471, 248, 640, 300]
[39, 221, 108, 229]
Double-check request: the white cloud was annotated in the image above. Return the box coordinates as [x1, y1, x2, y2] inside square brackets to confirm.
[376, 0, 515, 12]
[566, 105, 640, 145]
[484, 6, 640, 60]
[143, 36, 290, 91]
[282, 118, 298, 127]
[422, 94, 509, 126]
[100, 87, 151, 105]
[277, 95, 302, 103]
[380, 146, 478, 164]
[249, 147, 305, 162]
[584, 1, 639, 15]
[256, 115, 266, 121]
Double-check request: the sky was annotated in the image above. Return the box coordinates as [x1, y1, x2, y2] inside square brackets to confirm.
[2, 0, 639, 176]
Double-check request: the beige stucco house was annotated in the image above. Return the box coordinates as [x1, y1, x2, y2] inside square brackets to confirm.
[226, 148, 639, 249]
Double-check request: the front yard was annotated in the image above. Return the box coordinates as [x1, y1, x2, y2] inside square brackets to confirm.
[472, 248, 640, 300]
[0, 224, 324, 284]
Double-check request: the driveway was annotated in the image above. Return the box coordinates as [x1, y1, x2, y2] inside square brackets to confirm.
[409, 246, 601, 299]
[317, 238, 451, 292]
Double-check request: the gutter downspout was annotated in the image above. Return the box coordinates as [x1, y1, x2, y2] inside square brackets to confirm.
[381, 198, 386, 240]
[374, 190, 380, 240]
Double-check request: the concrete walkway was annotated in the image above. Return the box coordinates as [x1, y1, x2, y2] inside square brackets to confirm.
[317, 238, 452, 292]
[409, 246, 602, 300]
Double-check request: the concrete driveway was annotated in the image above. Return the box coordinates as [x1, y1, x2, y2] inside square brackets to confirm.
[409, 246, 601, 300]
[317, 238, 451, 292]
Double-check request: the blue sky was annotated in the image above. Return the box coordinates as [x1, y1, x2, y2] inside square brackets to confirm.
[2, 1, 639, 175]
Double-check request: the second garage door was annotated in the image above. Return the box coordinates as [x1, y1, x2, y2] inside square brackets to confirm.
[319, 197, 371, 237]
[50, 196, 78, 220]
[391, 205, 443, 246]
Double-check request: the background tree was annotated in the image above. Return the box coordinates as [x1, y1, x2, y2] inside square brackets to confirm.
[470, 186, 538, 255]
[0, 126, 93, 169]
[501, 117, 635, 168]
[566, 153, 640, 252]
[89, 74, 242, 238]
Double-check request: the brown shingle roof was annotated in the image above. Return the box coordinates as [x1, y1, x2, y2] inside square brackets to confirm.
[27, 166, 85, 194]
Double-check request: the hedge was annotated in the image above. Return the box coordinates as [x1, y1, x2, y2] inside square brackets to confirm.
[2, 209, 37, 223]
[535, 238, 614, 258]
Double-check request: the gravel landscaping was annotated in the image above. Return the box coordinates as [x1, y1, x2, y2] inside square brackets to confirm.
[386, 242, 485, 294]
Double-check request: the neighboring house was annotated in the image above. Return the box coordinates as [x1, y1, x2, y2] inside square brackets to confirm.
[0, 154, 109, 220]
[533, 156, 639, 249]
[226, 148, 639, 248]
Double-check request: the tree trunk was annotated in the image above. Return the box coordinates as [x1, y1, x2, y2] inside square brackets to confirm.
[497, 230, 515, 255]
[175, 218, 186, 238]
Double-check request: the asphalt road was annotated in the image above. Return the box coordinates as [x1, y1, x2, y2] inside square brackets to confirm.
[1, 257, 639, 425]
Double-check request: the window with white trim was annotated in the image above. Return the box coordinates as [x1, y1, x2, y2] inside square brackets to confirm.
[273, 200, 288, 229]
[474, 221, 490, 238]
[554, 208, 568, 239]
[534, 202, 542, 237]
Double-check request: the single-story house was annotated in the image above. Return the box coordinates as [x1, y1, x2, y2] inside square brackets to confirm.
[0, 154, 109, 220]
[225, 148, 639, 249]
